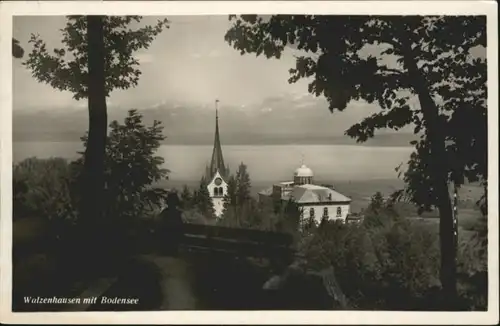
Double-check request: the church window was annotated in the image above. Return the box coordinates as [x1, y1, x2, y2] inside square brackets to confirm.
[214, 187, 220, 196]
[336, 207, 342, 217]
[323, 207, 328, 217]
[218, 187, 224, 197]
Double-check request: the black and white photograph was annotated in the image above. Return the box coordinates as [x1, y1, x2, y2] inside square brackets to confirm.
[1, 1, 498, 324]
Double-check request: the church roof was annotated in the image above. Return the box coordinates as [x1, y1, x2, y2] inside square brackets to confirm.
[287, 184, 351, 204]
[205, 100, 229, 180]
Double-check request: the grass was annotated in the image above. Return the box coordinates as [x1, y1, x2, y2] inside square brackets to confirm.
[408, 207, 483, 247]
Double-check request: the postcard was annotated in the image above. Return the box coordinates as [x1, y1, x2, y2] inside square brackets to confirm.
[0, 1, 498, 324]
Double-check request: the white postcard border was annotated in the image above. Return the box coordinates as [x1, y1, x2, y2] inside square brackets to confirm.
[1, 1, 498, 324]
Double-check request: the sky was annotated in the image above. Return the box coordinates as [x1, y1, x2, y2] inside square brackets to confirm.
[13, 15, 315, 112]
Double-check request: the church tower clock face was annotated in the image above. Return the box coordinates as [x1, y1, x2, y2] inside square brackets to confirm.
[214, 177, 222, 186]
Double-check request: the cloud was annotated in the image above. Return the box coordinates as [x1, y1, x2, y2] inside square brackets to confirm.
[189, 49, 223, 59]
[207, 49, 222, 58]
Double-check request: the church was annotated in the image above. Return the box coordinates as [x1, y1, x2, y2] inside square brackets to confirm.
[258, 164, 352, 226]
[203, 100, 230, 217]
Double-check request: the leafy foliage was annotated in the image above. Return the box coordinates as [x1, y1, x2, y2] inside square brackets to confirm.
[369, 191, 385, 212]
[221, 163, 252, 223]
[71, 109, 169, 221]
[180, 185, 193, 208]
[23, 15, 170, 233]
[13, 38, 24, 58]
[303, 210, 440, 309]
[24, 16, 169, 100]
[13, 111, 169, 239]
[225, 13, 486, 211]
[363, 191, 400, 228]
[13, 158, 78, 235]
[235, 162, 252, 205]
[218, 165, 300, 233]
[180, 183, 220, 224]
[225, 15, 487, 303]
[222, 174, 238, 210]
[13, 111, 170, 285]
[182, 208, 209, 225]
[194, 177, 216, 219]
[298, 190, 486, 310]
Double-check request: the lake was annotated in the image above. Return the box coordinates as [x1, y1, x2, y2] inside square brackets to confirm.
[13, 142, 413, 185]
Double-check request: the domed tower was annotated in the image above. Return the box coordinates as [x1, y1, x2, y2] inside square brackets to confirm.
[294, 164, 314, 185]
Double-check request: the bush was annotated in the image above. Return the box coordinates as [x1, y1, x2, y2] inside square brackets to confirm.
[301, 187, 488, 311]
[302, 202, 442, 309]
[72, 109, 169, 223]
[13, 157, 77, 221]
[13, 111, 171, 276]
[13, 157, 79, 250]
[456, 215, 487, 310]
[182, 208, 209, 225]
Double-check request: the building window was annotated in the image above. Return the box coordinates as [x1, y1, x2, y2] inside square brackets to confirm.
[323, 207, 328, 217]
[309, 208, 315, 219]
[328, 193, 332, 201]
[213, 187, 224, 197]
[336, 207, 342, 217]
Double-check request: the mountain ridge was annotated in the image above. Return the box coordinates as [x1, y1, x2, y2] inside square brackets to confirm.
[13, 95, 416, 146]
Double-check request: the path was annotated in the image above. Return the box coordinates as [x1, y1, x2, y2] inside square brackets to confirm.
[142, 254, 198, 310]
[66, 278, 117, 311]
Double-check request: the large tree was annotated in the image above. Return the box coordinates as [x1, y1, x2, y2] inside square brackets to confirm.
[180, 185, 193, 208]
[195, 177, 216, 219]
[24, 16, 169, 229]
[223, 174, 238, 209]
[225, 15, 487, 308]
[235, 162, 252, 205]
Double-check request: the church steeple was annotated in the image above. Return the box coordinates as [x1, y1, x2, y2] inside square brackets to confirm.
[206, 99, 228, 180]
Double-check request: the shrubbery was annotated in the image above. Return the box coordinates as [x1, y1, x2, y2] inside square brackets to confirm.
[300, 192, 487, 310]
[13, 157, 77, 221]
[13, 110, 169, 262]
[14, 110, 168, 220]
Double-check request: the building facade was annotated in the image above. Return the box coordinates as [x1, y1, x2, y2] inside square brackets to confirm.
[204, 100, 230, 217]
[258, 164, 351, 225]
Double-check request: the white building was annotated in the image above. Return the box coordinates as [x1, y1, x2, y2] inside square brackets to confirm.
[204, 100, 230, 218]
[206, 170, 228, 217]
[258, 164, 352, 225]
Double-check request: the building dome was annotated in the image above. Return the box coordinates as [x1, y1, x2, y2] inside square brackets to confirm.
[294, 164, 314, 177]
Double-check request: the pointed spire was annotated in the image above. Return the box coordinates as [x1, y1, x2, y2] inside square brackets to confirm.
[206, 99, 228, 180]
[216, 99, 219, 120]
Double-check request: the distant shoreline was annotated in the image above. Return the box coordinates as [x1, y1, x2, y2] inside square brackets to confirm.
[13, 129, 417, 147]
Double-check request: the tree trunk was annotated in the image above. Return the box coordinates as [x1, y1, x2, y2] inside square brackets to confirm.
[401, 40, 458, 309]
[81, 16, 108, 237]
